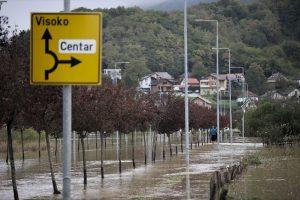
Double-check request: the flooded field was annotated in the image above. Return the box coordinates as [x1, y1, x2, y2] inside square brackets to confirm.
[0, 135, 262, 199]
[228, 145, 300, 200]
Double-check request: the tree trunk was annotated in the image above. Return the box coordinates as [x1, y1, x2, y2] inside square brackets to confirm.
[6, 143, 9, 164]
[21, 128, 25, 162]
[86, 134, 89, 151]
[143, 131, 147, 165]
[168, 134, 172, 157]
[153, 132, 157, 163]
[100, 132, 104, 179]
[163, 133, 166, 160]
[7, 121, 19, 200]
[175, 132, 178, 156]
[38, 131, 41, 159]
[132, 131, 136, 169]
[197, 131, 199, 147]
[151, 131, 156, 162]
[201, 130, 203, 146]
[77, 135, 80, 153]
[190, 131, 193, 150]
[180, 132, 183, 153]
[80, 135, 87, 186]
[207, 129, 209, 143]
[118, 131, 122, 174]
[96, 131, 98, 150]
[55, 137, 58, 157]
[45, 132, 61, 194]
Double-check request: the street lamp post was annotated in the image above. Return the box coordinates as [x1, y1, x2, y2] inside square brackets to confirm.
[230, 67, 246, 143]
[184, 0, 189, 167]
[184, 2, 191, 199]
[195, 19, 220, 144]
[213, 47, 232, 144]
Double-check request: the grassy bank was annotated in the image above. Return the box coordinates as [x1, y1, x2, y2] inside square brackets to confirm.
[227, 145, 300, 199]
[0, 128, 47, 154]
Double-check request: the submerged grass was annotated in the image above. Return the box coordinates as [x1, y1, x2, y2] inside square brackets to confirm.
[244, 154, 262, 166]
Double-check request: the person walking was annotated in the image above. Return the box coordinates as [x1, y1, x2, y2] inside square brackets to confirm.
[210, 126, 218, 144]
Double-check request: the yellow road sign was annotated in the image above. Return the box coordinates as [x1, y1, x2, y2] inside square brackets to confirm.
[30, 13, 102, 85]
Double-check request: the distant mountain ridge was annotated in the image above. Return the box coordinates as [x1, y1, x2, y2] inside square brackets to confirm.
[146, 0, 253, 11]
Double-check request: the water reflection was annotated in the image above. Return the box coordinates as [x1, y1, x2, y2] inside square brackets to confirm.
[228, 145, 300, 200]
[0, 137, 262, 199]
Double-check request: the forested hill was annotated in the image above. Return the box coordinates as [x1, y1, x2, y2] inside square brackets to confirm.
[147, 0, 218, 11]
[73, 0, 300, 91]
[146, 0, 254, 11]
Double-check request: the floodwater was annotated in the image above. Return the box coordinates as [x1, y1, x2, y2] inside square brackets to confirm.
[228, 145, 300, 200]
[0, 134, 263, 199]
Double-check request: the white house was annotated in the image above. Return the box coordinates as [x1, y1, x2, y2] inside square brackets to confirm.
[138, 72, 175, 93]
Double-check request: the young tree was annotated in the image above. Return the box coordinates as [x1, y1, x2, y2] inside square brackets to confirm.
[156, 95, 184, 158]
[0, 30, 30, 200]
[24, 86, 62, 194]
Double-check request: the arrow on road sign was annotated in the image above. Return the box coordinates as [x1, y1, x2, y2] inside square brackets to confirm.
[42, 28, 81, 80]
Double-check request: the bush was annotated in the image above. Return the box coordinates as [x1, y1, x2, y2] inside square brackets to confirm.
[245, 100, 300, 145]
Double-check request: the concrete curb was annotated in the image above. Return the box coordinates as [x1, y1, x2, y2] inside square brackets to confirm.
[209, 162, 246, 200]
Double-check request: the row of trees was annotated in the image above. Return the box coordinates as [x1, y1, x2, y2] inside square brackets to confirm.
[0, 29, 228, 199]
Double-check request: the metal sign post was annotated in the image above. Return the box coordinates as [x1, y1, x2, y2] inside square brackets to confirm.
[62, 2, 71, 200]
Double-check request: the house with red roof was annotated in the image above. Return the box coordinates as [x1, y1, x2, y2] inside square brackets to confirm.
[179, 77, 200, 93]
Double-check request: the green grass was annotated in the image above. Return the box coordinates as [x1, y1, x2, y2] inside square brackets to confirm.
[202, 95, 240, 111]
[244, 154, 262, 166]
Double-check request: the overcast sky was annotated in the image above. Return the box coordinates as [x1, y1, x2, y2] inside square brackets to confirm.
[1, 0, 168, 31]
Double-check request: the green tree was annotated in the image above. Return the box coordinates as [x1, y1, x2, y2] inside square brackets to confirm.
[245, 63, 267, 95]
[123, 59, 151, 87]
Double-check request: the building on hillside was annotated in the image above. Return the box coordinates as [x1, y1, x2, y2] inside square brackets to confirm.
[237, 91, 259, 103]
[200, 75, 217, 95]
[261, 90, 286, 100]
[191, 96, 212, 109]
[174, 93, 212, 109]
[138, 72, 176, 94]
[200, 73, 244, 95]
[293, 74, 300, 86]
[104, 68, 122, 82]
[287, 88, 300, 99]
[179, 78, 200, 93]
[267, 72, 288, 89]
